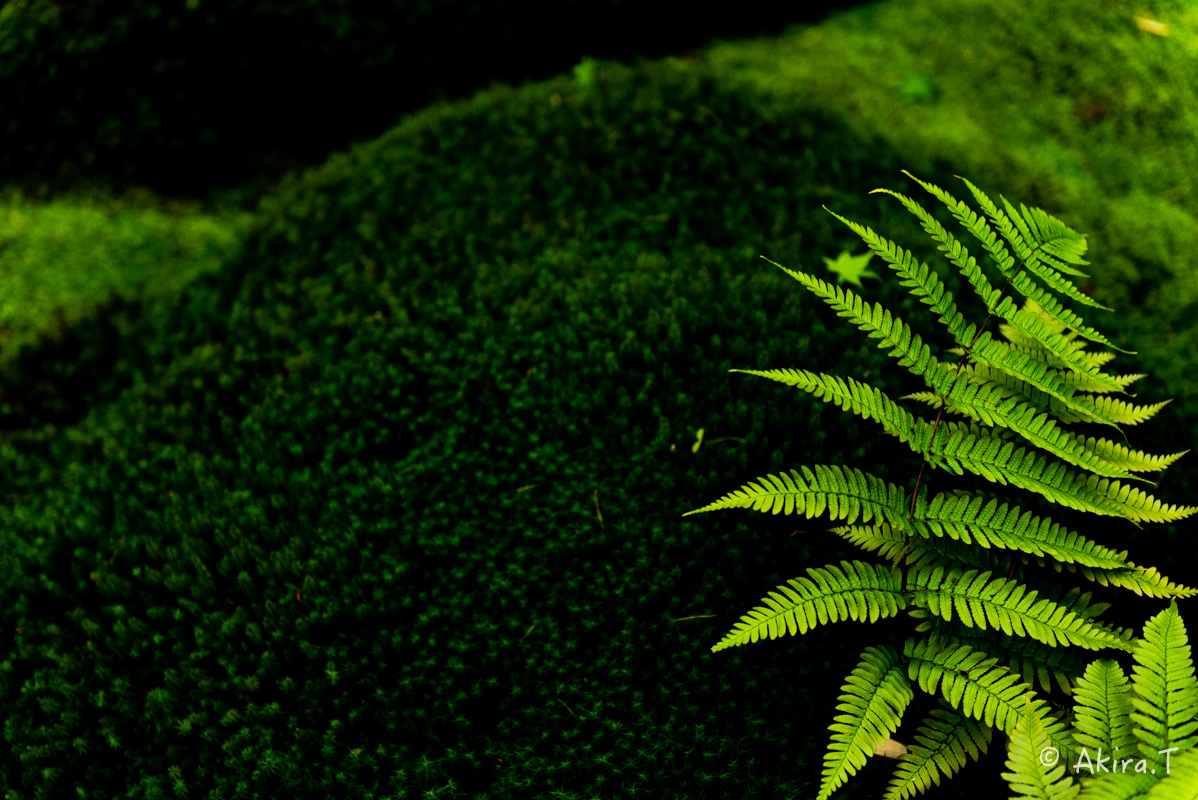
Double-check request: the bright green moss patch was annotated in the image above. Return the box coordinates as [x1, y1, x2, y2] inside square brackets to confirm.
[702, 0, 1198, 417]
[0, 183, 253, 371]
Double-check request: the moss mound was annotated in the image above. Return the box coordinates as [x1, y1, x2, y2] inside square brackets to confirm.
[0, 58, 958, 798]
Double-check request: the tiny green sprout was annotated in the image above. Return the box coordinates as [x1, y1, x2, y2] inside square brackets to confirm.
[573, 57, 598, 91]
[822, 249, 879, 288]
[692, 428, 705, 453]
[897, 73, 937, 104]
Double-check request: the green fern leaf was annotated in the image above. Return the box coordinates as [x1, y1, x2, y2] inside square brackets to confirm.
[1073, 659, 1137, 757]
[819, 646, 914, 800]
[819, 207, 978, 350]
[692, 173, 1193, 800]
[884, 705, 992, 800]
[760, 256, 956, 392]
[965, 331, 1125, 432]
[728, 369, 928, 455]
[872, 184, 1120, 391]
[1060, 564, 1198, 600]
[957, 176, 1105, 311]
[929, 360, 1177, 428]
[867, 187, 1003, 317]
[827, 522, 910, 562]
[905, 566, 1132, 651]
[907, 380, 1185, 473]
[939, 378, 1145, 481]
[904, 634, 1076, 760]
[1141, 746, 1198, 799]
[919, 618, 1097, 695]
[682, 464, 915, 528]
[711, 561, 904, 652]
[1052, 395, 1175, 428]
[1130, 603, 1198, 763]
[1068, 439, 1187, 475]
[924, 421, 1198, 525]
[909, 492, 1132, 570]
[901, 171, 1131, 353]
[1003, 698, 1080, 800]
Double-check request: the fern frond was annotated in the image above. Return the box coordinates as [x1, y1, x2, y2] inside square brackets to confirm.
[1000, 194, 1096, 282]
[711, 561, 903, 653]
[941, 359, 1167, 427]
[760, 256, 956, 393]
[1129, 603, 1198, 762]
[827, 522, 910, 562]
[899, 531, 1014, 574]
[1003, 197, 1091, 276]
[1072, 659, 1136, 757]
[825, 198, 985, 350]
[682, 464, 913, 529]
[909, 618, 1090, 695]
[924, 422, 1198, 525]
[989, 325, 1105, 373]
[1135, 747, 1198, 799]
[1003, 635, 1091, 696]
[991, 292, 1125, 393]
[1058, 563, 1198, 600]
[819, 646, 915, 800]
[1060, 371, 1146, 395]
[901, 171, 1131, 353]
[905, 566, 1132, 651]
[867, 187, 1003, 318]
[985, 336, 1138, 392]
[883, 705, 992, 800]
[897, 171, 1019, 283]
[1069, 440, 1187, 475]
[727, 369, 928, 455]
[940, 378, 1146, 482]
[965, 331, 1124, 432]
[1003, 698, 1080, 800]
[909, 492, 1133, 570]
[915, 361, 1178, 450]
[957, 176, 1105, 312]
[902, 390, 953, 408]
[1052, 395, 1174, 428]
[904, 635, 1076, 759]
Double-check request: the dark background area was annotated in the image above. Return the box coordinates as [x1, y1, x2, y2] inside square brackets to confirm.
[2, 0, 879, 204]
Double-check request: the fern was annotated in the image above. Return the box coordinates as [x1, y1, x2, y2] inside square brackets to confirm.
[710, 560, 904, 652]
[1128, 603, 1198, 762]
[820, 646, 914, 800]
[1003, 699, 1081, 800]
[683, 174, 1196, 798]
[885, 704, 992, 800]
[1003, 604, 1198, 798]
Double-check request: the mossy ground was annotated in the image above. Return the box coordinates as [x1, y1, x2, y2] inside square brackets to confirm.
[0, 1, 1195, 798]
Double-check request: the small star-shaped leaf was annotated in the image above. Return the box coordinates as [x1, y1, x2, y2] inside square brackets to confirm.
[822, 249, 879, 288]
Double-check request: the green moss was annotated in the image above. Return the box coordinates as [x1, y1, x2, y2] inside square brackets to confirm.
[0, 183, 253, 370]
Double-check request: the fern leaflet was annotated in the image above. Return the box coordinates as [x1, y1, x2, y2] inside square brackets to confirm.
[819, 646, 914, 800]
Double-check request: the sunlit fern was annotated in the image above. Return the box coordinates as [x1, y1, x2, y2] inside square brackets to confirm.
[1002, 602, 1198, 799]
[683, 172, 1196, 799]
